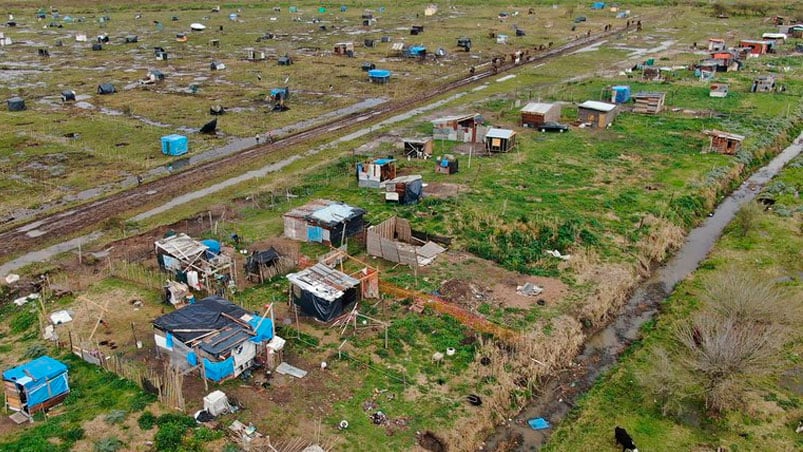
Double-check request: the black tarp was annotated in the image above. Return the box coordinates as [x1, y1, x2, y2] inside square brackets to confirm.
[153, 296, 249, 344]
[61, 90, 76, 102]
[210, 105, 225, 115]
[7, 97, 26, 111]
[97, 83, 116, 95]
[200, 118, 217, 134]
[245, 247, 279, 274]
[292, 285, 357, 322]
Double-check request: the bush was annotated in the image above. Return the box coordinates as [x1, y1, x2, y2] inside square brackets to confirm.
[137, 411, 156, 430]
[104, 410, 126, 425]
[732, 202, 762, 237]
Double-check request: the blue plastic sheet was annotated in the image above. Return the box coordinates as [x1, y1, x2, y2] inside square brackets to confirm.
[203, 357, 234, 382]
[187, 351, 197, 366]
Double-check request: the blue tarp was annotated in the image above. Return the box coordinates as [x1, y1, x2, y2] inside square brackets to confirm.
[201, 239, 221, 255]
[591, 2, 606, 10]
[374, 158, 394, 165]
[247, 316, 274, 342]
[528, 417, 550, 430]
[307, 225, 323, 242]
[611, 85, 631, 103]
[2, 356, 70, 409]
[165, 332, 174, 348]
[187, 351, 197, 366]
[161, 134, 188, 156]
[204, 357, 234, 382]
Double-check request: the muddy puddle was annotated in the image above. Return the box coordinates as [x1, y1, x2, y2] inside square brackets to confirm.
[484, 134, 803, 450]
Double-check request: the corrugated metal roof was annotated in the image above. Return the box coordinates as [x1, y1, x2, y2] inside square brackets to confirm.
[520, 102, 556, 114]
[286, 263, 360, 302]
[485, 128, 516, 139]
[578, 100, 617, 112]
[704, 129, 745, 141]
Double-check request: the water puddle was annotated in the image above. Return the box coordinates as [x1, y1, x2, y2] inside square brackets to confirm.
[485, 134, 803, 450]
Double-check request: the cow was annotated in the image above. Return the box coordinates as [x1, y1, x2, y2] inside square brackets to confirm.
[615, 426, 638, 452]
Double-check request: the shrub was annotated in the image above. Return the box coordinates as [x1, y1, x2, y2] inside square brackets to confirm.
[104, 410, 126, 425]
[94, 436, 123, 452]
[138, 411, 156, 430]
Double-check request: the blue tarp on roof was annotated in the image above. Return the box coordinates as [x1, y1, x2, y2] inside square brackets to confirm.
[408, 45, 426, 55]
[247, 315, 273, 342]
[3, 356, 70, 408]
[374, 158, 394, 165]
[591, 2, 606, 9]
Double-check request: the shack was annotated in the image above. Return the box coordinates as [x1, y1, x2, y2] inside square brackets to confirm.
[457, 37, 471, 51]
[210, 61, 226, 70]
[761, 32, 787, 43]
[403, 138, 433, 158]
[366, 216, 446, 268]
[710, 82, 729, 97]
[751, 75, 776, 92]
[333, 42, 354, 56]
[283, 200, 365, 247]
[3, 356, 70, 421]
[707, 38, 726, 51]
[435, 154, 458, 174]
[632, 92, 666, 114]
[383, 175, 423, 204]
[245, 247, 289, 283]
[277, 55, 293, 66]
[484, 128, 517, 153]
[154, 233, 234, 292]
[152, 296, 276, 381]
[7, 96, 25, 111]
[432, 113, 485, 143]
[704, 129, 745, 155]
[161, 134, 188, 156]
[287, 263, 361, 322]
[739, 39, 771, 56]
[577, 100, 618, 128]
[245, 47, 266, 61]
[61, 90, 76, 102]
[357, 158, 396, 188]
[520, 102, 561, 127]
[406, 45, 427, 58]
[125, 35, 138, 43]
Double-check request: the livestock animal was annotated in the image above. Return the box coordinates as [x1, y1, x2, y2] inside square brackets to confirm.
[615, 426, 638, 452]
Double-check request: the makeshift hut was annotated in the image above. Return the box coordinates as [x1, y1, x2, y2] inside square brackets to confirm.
[761, 32, 786, 43]
[457, 37, 472, 51]
[125, 35, 138, 43]
[383, 175, 423, 204]
[277, 55, 293, 65]
[368, 69, 391, 83]
[789, 25, 803, 39]
[435, 154, 458, 174]
[708, 38, 726, 51]
[496, 34, 509, 44]
[245, 47, 266, 61]
[704, 129, 745, 155]
[161, 134, 188, 156]
[245, 247, 287, 282]
[751, 75, 776, 92]
[611, 85, 631, 103]
[406, 45, 426, 58]
[97, 83, 116, 95]
[739, 39, 770, 56]
[411, 25, 424, 35]
[152, 296, 276, 381]
[287, 263, 361, 322]
[366, 216, 446, 268]
[61, 90, 76, 102]
[709, 83, 729, 97]
[154, 233, 234, 292]
[403, 138, 433, 158]
[333, 42, 354, 56]
[577, 100, 618, 128]
[3, 356, 70, 420]
[520, 102, 561, 127]
[91, 43, 102, 51]
[432, 113, 485, 143]
[6, 96, 25, 111]
[484, 128, 517, 153]
[357, 158, 396, 188]
[210, 61, 226, 70]
[632, 92, 665, 114]
[283, 200, 366, 247]
[361, 62, 376, 72]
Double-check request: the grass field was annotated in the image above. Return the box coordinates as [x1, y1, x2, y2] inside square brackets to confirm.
[545, 163, 803, 451]
[2, 1, 803, 451]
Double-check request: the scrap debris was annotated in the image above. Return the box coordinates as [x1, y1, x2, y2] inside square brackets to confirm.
[516, 282, 543, 297]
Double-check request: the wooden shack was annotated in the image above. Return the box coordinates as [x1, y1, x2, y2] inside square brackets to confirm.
[704, 129, 745, 155]
[710, 83, 729, 97]
[577, 101, 618, 128]
[283, 199, 365, 247]
[484, 128, 517, 153]
[520, 102, 561, 127]
[707, 38, 726, 51]
[357, 158, 396, 188]
[751, 75, 776, 92]
[403, 138, 433, 158]
[632, 92, 666, 114]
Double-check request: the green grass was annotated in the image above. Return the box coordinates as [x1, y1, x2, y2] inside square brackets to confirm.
[546, 183, 803, 451]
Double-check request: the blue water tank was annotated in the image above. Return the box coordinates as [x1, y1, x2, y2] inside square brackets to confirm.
[161, 134, 188, 156]
[201, 239, 221, 256]
[368, 69, 391, 83]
